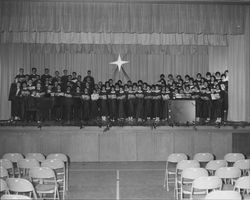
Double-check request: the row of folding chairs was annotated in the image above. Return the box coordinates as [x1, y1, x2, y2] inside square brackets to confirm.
[0, 153, 69, 191]
[0, 153, 69, 199]
[0, 174, 58, 200]
[178, 167, 250, 200]
[164, 152, 249, 191]
[163, 152, 250, 200]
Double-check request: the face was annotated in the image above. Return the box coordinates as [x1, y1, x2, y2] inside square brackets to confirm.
[55, 71, 59, 76]
[45, 69, 49, 74]
[87, 71, 91, 76]
[19, 68, 24, 74]
[32, 68, 37, 74]
[63, 70, 67, 75]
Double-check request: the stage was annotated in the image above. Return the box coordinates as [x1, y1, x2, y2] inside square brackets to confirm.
[0, 126, 249, 162]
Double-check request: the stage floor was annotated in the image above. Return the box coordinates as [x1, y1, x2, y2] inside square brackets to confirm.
[67, 161, 172, 200]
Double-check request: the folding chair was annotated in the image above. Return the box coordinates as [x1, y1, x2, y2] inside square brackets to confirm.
[47, 153, 69, 191]
[17, 159, 40, 179]
[29, 167, 59, 200]
[180, 167, 208, 200]
[175, 160, 200, 199]
[224, 153, 245, 166]
[41, 159, 65, 199]
[0, 159, 14, 177]
[234, 159, 250, 176]
[193, 153, 214, 168]
[206, 160, 227, 175]
[163, 153, 188, 191]
[215, 167, 241, 190]
[6, 178, 37, 199]
[25, 153, 46, 163]
[2, 154, 24, 164]
[2, 154, 24, 177]
[234, 176, 250, 200]
[205, 190, 242, 200]
[0, 179, 9, 194]
[1, 194, 32, 200]
[0, 166, 9, 180]
[190, 176, 222, 199]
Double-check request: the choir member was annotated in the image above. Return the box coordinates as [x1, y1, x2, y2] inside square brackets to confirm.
[90, 89, 100, 120]
[127, 85, 135, 121]
[41, 68, 52, 85]
[108, 86, 117, 121]
[71, 86, 82, 121]
[117, 86, 126, 120]
[29, 68, 38, 83]
[144, 85, 152, 120]
[135, 85, 144, 121]
[27, 79, 35, 91]
[64, 86, 73, 124]
[8, 79, 22, 120]
[81, 88, 91, 121]
[161, 86, 171, 120]
[200, 87, 212, 122]
[20, 82, 30, 121]
[52, 70, 60, 84]
[211, 84, 222, 123]
[34, 82, 46, 122]
[99, 85, 108, 121]
[61, 69, 68, 91]
[215, 71, 221, 82]
[220, 73, 228, 121]
[15, 68, 26, 83]
[83, 70, 95, 91]
[152, 84, 161, 121]
[53, 85, 64, 121]
[158, 74, 166, 86]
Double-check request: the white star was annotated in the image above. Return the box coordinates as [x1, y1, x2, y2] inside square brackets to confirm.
[110, 54, 129, 71]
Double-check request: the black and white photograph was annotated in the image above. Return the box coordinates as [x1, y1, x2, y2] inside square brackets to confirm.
[0, 0, 250, 199]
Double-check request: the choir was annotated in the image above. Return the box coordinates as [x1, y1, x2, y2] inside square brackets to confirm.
[8, 68, 228, 124]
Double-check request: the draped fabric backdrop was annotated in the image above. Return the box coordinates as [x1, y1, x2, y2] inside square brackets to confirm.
[0, 1, 249, 122]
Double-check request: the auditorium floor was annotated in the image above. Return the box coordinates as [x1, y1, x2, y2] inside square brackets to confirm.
[67, 162, 173, 200]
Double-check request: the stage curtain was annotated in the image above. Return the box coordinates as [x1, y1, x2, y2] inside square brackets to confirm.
[0, 43, 209, 120]
[0, 1, 245, 34]
[227, 35, 246, 121]
[245, 7, 250, 122]
[208, 46, 228, 73]
[0, 32, 228, 46]
[0, 44, 30, 120]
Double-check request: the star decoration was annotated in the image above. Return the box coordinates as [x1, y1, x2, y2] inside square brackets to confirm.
[110, 54, 129, 71]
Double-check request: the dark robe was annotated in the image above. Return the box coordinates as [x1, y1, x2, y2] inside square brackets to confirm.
[82, 94, 90, 121]
[152, 90, 161, 118]
[90, 94, 99, 119]
[99, 91, 108, 117]
[127, 91, 135, 118]
[135, 91, 144, 119]
[108, 91, 117, 120]
[117, 91, 126, 119]
[144, 91, 152, 119]
[161, 92, 171, 120]
[8, 83, 22, 119]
